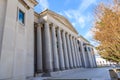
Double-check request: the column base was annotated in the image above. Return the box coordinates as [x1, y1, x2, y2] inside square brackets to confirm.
[74, 66, 77, 68]
[37, 69, 43, 73]
[77, 66, 79, 68]
[53, 68, 59, 71]
[65, 67, 69, 70]
[73, 66, 76, 68]
[70, 67, 74, 69]
[44, 69, 52, 73]
[60, 67, 65, 70]
[41, 72, 51, 77]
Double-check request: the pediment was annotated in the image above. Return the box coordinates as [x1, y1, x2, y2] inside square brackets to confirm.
[39, 9, 78, 34]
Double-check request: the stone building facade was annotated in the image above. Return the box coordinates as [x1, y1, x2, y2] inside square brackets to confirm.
[0, 0, 96, 80]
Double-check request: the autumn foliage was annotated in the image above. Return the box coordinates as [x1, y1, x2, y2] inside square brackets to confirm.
[93, 0, 120, 62]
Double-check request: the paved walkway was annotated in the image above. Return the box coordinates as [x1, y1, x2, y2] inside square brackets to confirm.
[33, 67, 114, 80]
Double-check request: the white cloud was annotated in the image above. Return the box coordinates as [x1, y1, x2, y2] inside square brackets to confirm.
[84, 30, 94, 40]
[79, 0, 97, 10]
[61, 0, 97, 29]
[63, 10, 93, 29]
[78, 17, 85, 28]
[84, 29, 99, 46]
[64, 11, 72, 19]
[63, 10, 84, 28]
[37, 0, 49, 10]
[90, 41, 99, 47]
[72, 22, 76, 27]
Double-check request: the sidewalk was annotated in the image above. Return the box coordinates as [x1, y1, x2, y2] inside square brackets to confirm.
[33, 67, 113, 80]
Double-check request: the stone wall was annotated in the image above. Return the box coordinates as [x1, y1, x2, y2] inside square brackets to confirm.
[0, 0, 35, 80]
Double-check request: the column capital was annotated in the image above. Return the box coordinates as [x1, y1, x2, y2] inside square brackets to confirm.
[44, 20, 53, 27]
[62, 30, 65, 33]
[57, 26, 63, 31]
[69, 34, 72, 38]
[44, 21, 51, 28]
[52, 23, 56, 27]
[75, 37, 77, 40]
[44, 21, 48, 25]
[67, 33, 71, 37]
[51, 23, 59, 29]
[38, 23, 43, 27]
[72, 36, 75, 39]
[73, 35, 76, 38]
[62, 30, 67, 34]
[65, 32, 68, 35]
[70, 35, 74, 39]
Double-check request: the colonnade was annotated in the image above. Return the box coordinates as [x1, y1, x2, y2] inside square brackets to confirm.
[79, 43, 97, 68]
[36, 21, 82, 73]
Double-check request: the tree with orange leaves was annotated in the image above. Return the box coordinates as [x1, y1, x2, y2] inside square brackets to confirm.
[93, 0, 120, 62]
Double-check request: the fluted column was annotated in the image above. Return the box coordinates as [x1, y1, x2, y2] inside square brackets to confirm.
[37, 24, 43, 72]
[86, 46, 93, 68]
[62, 31, 70, 69]
[70, 36, 76, 68]
[51, 24, 59, 71]
[90, 48, 94, 67]
[75, 39, 82, 67]
[72, 37, 77, 68]
[90, 48, 97, 67]
[66, 33, 73, 68]
[73, 38, 79, 67]
[44, 22, 53, 72]
[90, 47, 95, 67]
[79, 47, 82, 67]
[80, 42, 87, 67]
[57, 27, 65, 70]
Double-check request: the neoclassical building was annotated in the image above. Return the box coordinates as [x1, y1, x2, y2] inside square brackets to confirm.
[0, 0, 96, 80]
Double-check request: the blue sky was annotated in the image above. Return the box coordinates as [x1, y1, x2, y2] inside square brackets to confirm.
[34, 0, 103, 46]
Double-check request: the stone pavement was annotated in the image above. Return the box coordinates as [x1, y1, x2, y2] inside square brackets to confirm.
[33, 67, 114, 80]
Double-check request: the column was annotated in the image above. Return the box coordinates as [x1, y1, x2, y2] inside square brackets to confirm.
[73, 38, 79, 67]
[78, 43, 83, 67]
[76, 39, 82, 67]
[66, 33, 73, 68]
[44, 22, 53, 72]
[51, 24, 59, 71]
[91, 48, 97, 67]
[70, 36, 77, 68]
[90, 48, 94, 67]
[57, 27, 65, 70]
[86, 46, 93, 68]
[62, 30, 70, 69]
[72, 37, 77, 68]
[37, 24, 43, 72]
[80, 42, 87, 68]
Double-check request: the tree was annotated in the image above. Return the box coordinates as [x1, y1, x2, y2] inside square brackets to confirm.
[93, 0, 120, 63]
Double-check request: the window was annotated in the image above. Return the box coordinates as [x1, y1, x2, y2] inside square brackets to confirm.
[18, 9, 25, 24]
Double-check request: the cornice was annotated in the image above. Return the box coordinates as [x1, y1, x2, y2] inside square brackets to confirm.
[78, 35, 90, 43]
[18, 0, 30, 9]
[18, 0, 38, 9]
[34, 12, 39, 18]
[29, 0, 38, 6]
